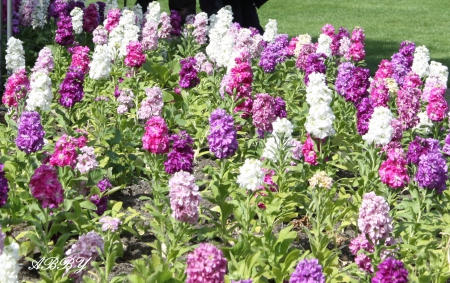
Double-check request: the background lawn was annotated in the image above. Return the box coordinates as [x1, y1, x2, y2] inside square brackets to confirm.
[125, 0, 450, 80]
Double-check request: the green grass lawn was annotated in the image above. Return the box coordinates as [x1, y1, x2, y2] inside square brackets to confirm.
[124, 0, 450, 78]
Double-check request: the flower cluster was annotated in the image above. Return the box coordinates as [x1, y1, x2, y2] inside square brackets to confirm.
[302, 134, 318, 165]
[194, 52, 214, 75]
[362, 107, 393, 146]
[169, 10, 181, 36]
[335, 62, 370, 104]
[309, 171, 333, 189]
[83, 3, 100, 33]
[141, 19, 159, 51]
[117, 89, 135, 114]
[124, 41, 146, 69]
[145, 1, 161, 23]
[316, 33, 333, 58]
[5, 37, 25, 72]
[70, 7, 84, 34]
[379, 146, 409, 189]
[358, 192, 393, 243]
[428, 61, 448, 86]
[76, 146, 98, 174]
[411, 45, 430, 78]
[416, 146, 448, 194]
[396, 72, 422, 129]
[304, 52, 327, 85]
[179, 57, 200, 88]
[347, 27, 365, 62]
[426, 84, 448, 122]
[193, 12, 208, 44]
[289, 258, 326, 283]
[99, 216, 121, 232]
[108, 10, 139, 57]
[30, 164, 64, 208]
[158, 12, 172, 39]
[295, 43, 316, 71]
[355, 97, 374, 135]
[349, 234, 374, 273]
[55, 13, 75, 46]
[26, 71, 53, 112]
[90, 178, 112, 215]
[186, 243, 227, 283]
[89, 45, 112, 79]
[70, 45, 91, 74]
[207, 108, 238, 159]
[142, 116, 170, 154]
[104, 8, 120, 32]
[372, 257, 409, 283]
[391, 41, 415, 87]
[59, 66, 85, 108]
[169, 171, 202, 224]
[49, 134, 84, 168]
[0, 164, 9, 208]
[293, 34, 312, 57]
[164, 131, 195, 174]
[305, 72, 335, 139]
[206, 6, 233, 67]
[0, 242, 20, 283]
[93, 25, 108, 45]
[252, 93, 278, 133]
[237, 158, 264, 191]
[64, 231, 104, 283]
[263, 19, 277, 42]
[2, 68, 30, 108]
[138, 86, 164, 120]
[32, 46, 54, 74]
[259, 34, 289, 73]
[15, 111, 45, 154]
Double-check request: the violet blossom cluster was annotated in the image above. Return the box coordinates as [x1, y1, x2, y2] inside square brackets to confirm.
[55, 1, 75, 47]
[2, 68, 29, 108]
[347, 27, 365, 62]
[90, 178, 112, 215]
[372, 257, 409, 283]
[141, 19, 159, 51]
[304, 52, 327, 85]
[116, 89, 135, 114]
[124, 41, 146, 69]
[169, 10, 181, 36]
[193, 12, 208, 44]
[332, 27, 351, 57]
[295, 43, 316, 71]
[99, 216, 121, 232]
[0, 164, 9, 208]
[138, 86, 164, 120]
[391, 41, 415, 87]
[59, 66, 85, 108]
[64, 231, 104, 283]
[30, 164, 64, 208]
[15, 111, 45, 154]
[335, 62, 370, 104]
[252, 93, 278, 133]
[168, 171, 202, 224]
[49, 134, 85, 168]
[379, 145, 409, 189]
[396, 72, 422, 129]
[415, 142, 448, 194]
[358, 192, 393, 243]
[194, 52, 214, 75]
[349, 234, 375, 273]
[179, 57, 200, 88]
[158, 12, 172, 39]
[289, 258, 326, 283]
[32, 46, 54, 74]
[185, 243, 227, 283]
[142, 116, 170, 154]
[164, 131, 195, 174]
[97, 1, 106, 23]
[258, 34, 289, 73]
[207, 108, 238, 159]
[83, 3, 100, 33]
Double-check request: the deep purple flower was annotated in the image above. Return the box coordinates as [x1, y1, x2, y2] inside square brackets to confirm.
[59, 66, 85, 108]
[164, 131, 194, 174]
[295, 43, 316, 71]
[186, 243, 227, 283]
[289, 258, 325, 283]
[207, 108, 238, 159]
[96, 1, 106, 23]
[372, 257, 409, 283]
[169, 10, 181, 36]
[90, 194, 108, 215]
[335, 62, 370, 103]
[391, 41, 415, 87]
[406, 136, 439, 165]
[416, 150, 448, 194]
[15, 111, 46, 154]
[83, 3, 100, 33]
[356, 97, 374, 135]
[259, 34, 289, 73]
[304, 53, 327, 85]
[179, 57, 200, 89]
[55, 14, 75, 46]
[331, 27, 350, 56]
[97, 178, 112, 192]
[0, 164, 9, 208]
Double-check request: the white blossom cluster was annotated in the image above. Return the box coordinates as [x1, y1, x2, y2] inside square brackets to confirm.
[316, 34, 333, 57]
[236, 158, 264, 191]
[304, 73, 335, 139]
[145, 1, 161, 23]
[411, 45, 430, 78]
[262, 19, 277, 43]
[70, 7, 84, 34]
[293, 33, 312, 57]
[427, 61, 448, 86]
[108, 10, 139, 57]
[5, 37, 25, 72]
[362, 106, 393, 146]
[31, 0, 50, 29]
[26, 71, 53, 112]
[89, 45, 112, 80]
[206, 6, 233, 67]
[104, 0, 118, 17]
[0, 242, 20, 283]
[262, 118, 294, 162]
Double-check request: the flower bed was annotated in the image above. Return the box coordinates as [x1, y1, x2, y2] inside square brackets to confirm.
[1, 2, 450, 283]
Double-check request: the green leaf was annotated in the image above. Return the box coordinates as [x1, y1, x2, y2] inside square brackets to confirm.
[80, 200, 98, 210]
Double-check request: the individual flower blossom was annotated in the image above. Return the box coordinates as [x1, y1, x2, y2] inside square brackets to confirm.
[304, 52, 327, 85]
[391, 41, 415, 87]
[2, 68, 29, 108]
[179, 57, 200, 88]
[90, 178, 111, 215]
[372, 257, 409, 283]
[411, 45, 430, 78]
[97, 178, 112, 192]
[104, 8, 120, 32]
[15, 111, 45, 154]
[309, 171, 333, 189]
[55, 14, 75, 46]
[76, 146, 98, 174]
[362, 107, 393, 146]
[349, 234, 374, 273]
[259, 34, 289, 73]
[0, 242, 20, 283]
[30, 164, 64, 208]
[335, 62, 370, 104]
[0, 164, 9, 208]
[83, 3, 99, 33]
[427, 61, 448, 86]
[59, 66, 85, 108]
[193, 12, 208, 44]
[316, 33, 333, 58]
[142, 116, 170, 154]
[99, 216, 121, 232]
[293, 34, 312, 57]
[289, 258, 326, 283]
[169, 171, 202, 224]
[358, 192, 393, 243]
[70, 7, 84, 34]
[89, 45, 112, 79]
[252, 93, 277, 133]
[379, 146, 409, 189]
[164, 131, 195, 174]
[124, 40, 146, 69]
[26, 71, 53, 112]
[138, 86, 163, 120]
[207, 108, 238, 159]
[237, 158, 264, 191]
[116, 88, 134, 114]
[263, 19, 277, 42]
[32, 46, 54, 74]
[416, 150, 448, 194]
[305, 72, 335, 139]
[396, 72, 422, 129]
[186, 243, 227, 283]
[93, 25, 108, 45]
[426, 87, 448, 122]
[141, 19, 158, 51]
[158, 12, 172, 39]
[64, 231, 104, 283]
[302, 134, 318, 165]
[347, 27, 365, 62]
[169, 10, 181, 36]
[5, 37, 25, 72]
